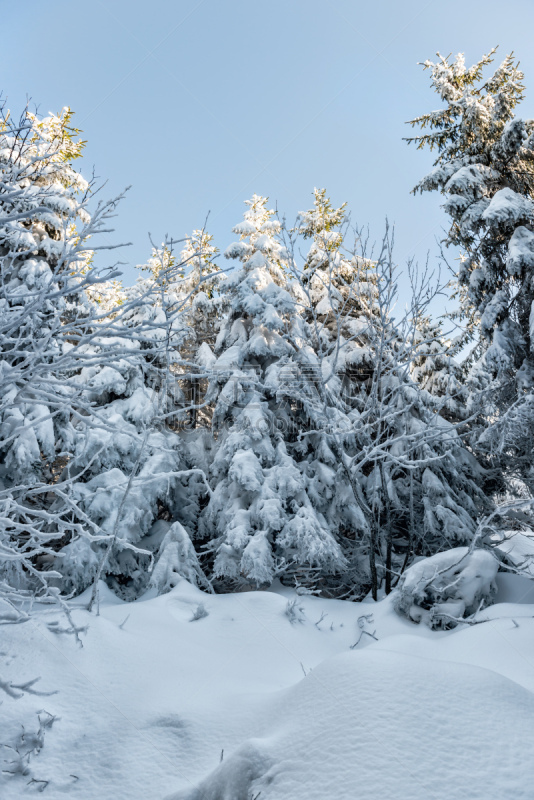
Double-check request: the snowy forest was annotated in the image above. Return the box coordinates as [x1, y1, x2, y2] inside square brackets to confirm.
[2, 46, 534, 800]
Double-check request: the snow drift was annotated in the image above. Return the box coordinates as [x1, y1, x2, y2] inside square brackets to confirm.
[395, 547, 498, 628]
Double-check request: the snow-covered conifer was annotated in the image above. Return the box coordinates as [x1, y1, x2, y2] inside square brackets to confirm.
[149, 520, 209, 593]
[0, 101, 208, 607]
[198, 195, 346, 590]
[0, 103, 140, 610]
[410, 314, 468, 421]
[287, 191, 490, 597]
[408, 49, 534, 492]
[59, 238, 213, 600]
[135, 231, 222, 426]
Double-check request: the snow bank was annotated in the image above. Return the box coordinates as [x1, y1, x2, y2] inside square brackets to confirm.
[3, 575, 534, 800]
[170, 648, 534, 800]
[395, 547, 498, 628]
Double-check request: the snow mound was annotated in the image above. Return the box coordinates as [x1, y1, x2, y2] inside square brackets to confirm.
[3, 578, 534, 800]
[168, 741, 271, 800]
[395, 547, 498, 628]
[169, 649, 534, 800]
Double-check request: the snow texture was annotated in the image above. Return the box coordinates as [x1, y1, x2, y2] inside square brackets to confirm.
[3, 575, 534, 800]
[395, 547, 498, 628]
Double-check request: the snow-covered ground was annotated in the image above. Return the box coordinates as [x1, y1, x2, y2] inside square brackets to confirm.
[2, 573, 534, 800]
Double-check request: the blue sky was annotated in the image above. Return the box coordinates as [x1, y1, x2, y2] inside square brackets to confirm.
[4, 1, 534, 302]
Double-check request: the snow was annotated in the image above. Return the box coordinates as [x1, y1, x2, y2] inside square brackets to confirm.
[482, 188, 534, 228]
[228, 449, 264, 491]
[506, 225, 534, 276]
[444, 163, 499, 195]
[396, 546, 499, 627]
[493, 529, 534, 577]
[3, 574, 534, 800]
[171, 649, 534, 800]
[196, 342, 216, 369]
[149, 521, 206, 593]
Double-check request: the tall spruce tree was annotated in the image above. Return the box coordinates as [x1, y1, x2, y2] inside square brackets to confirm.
[289, 190, 490, 597]
[407, 49, 534, 493]
[59, 238, 213, 600]
[198, 195, 346, 590]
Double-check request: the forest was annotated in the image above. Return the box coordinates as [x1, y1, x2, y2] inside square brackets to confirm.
[2, 47, 534, 800]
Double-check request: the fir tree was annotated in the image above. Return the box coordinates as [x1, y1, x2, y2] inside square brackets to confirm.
[410, 314, 468, 422]
[136, 231, 222, 428]
[198, 195, 346, 590]
[289, 190, 490, 598]
[59, 238, 211, 600]
[408, 48, 534, 493]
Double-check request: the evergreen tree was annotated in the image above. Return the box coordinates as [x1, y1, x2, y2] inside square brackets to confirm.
[136, 231, 222, 427]
[198, 195, 346, 590]
[289, 190, 490, 597]
[0, 105, 211, 605]
[0, 103, 140, 610]
[407, 48, 534, 492]
[176, 230, 223, 429]
[59, 239, 211, 600]
[410, 314, 468, 422]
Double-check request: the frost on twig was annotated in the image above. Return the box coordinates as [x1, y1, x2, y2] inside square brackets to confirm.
[0, 677, 57, 701]
[350, 614, 378, 648]
[2, 710, 58, 788]
[189, 603, 209, 621]
[284, 598, 305, 625]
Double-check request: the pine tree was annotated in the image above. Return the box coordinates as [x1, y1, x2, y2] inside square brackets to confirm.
[407, 48, 534, 493]
[410, 314, 468, 422]
[176, 230, 223, 429]
[58, 239, 212, 600]
[149, 520, 208, 594]
[289, 190, 490, 598]
[198, 195, 346, 590]
[135, 231, 222, 427]
[0, 103, 210, 605]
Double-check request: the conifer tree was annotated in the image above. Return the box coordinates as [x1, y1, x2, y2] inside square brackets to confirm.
[198, 195, 346, 590]
[176, 230, 223, 428]
[410, 314, 468, 422]
[0, 103, 144, 609]
[288, 190, 490, 597]
[135, 231, 222, 426]
[59, 237, 213, 600]
[408, 49, 534, 492]
[0, 102, 210, 604]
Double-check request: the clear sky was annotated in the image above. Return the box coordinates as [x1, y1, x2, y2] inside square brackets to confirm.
[3, 1, 534, 300]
